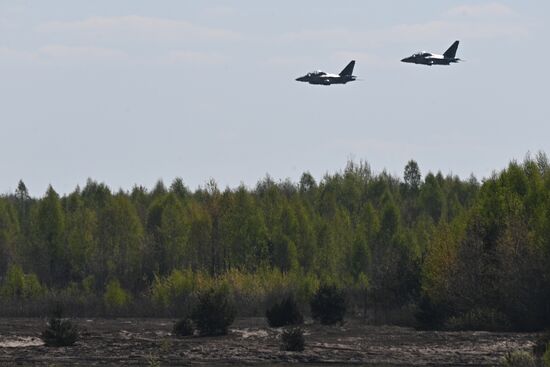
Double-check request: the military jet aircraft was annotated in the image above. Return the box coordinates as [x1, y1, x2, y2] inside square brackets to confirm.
[296, 60, 356, 85]
[401, 41, 461, 66]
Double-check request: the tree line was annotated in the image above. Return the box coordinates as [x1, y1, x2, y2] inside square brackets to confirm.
[1, 155, 549, 330]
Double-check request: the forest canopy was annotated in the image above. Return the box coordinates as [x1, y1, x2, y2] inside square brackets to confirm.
[1, 154, 549, 331]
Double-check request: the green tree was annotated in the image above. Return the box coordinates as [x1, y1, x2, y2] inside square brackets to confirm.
[404, 160, 422, 191]
[97, 195, 144, 290]
[0, 198, 20, 276]
[159, 194, 191, 272]
[33, 186, 67, 285]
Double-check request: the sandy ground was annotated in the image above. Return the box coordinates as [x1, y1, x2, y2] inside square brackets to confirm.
[0, 317, 537, 366]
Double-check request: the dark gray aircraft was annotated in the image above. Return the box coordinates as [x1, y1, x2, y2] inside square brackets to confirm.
[401, 41, 461, 66]
[296, 61, 356, 85]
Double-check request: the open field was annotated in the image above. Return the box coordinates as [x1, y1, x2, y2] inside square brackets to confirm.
[0, 318, 537, 366]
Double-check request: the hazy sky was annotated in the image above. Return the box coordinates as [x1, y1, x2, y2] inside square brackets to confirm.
[1, 1, 549, 196]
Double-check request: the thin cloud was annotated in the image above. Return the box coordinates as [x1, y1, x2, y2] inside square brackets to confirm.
[203, 6, 237, 18]
[281, 17, 529, 46]
[446, 3, 516, 18]
[331, 51, 388, 68]
[280, 29, 352, 43]
[0, 45, 128, 65]
[0, 47, 35, 63]
[37, 15, 242, 42]
[385, 20, 528, 41]
[39, 45, 128, 62]
[166, 50, 227, 65]
[266, 56, 313, 67]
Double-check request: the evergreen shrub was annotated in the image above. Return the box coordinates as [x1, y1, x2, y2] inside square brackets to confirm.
[501, 350, 536, 367]
[173, 318, 194, 337]
[533, 331, 550, 357]
[41, 317, 79, 347]
[280, 327, 305, 352]
[310, 284, 346, 325]
[415, 296, 449, 329]
[266, 295, 303, 327]
[543, 345, 550, 367]
[191, 286, 236, 336]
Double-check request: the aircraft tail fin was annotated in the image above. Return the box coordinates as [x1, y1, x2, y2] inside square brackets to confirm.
[443, 41, 460, 59]
[339, 60, 355, 76]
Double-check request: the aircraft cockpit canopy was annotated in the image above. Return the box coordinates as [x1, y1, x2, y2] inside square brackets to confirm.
[413, 52, 432, 57]
[307, 70, 325, 77]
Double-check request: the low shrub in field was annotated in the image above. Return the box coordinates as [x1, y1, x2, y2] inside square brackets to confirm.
[191, 286, 236, 336]
[280, 327, 305, 352]
[544, 347, 550, 367]
[172, 318, 194, 337]
[266, 295, 304, 327]
[501, 350, 536, 367]
[415, 295, 449, 329]
[444, 308, 511, 332]
[41, 317, 79, 347]
[533, 331, 550, 358]
[310, 284, 346, 325]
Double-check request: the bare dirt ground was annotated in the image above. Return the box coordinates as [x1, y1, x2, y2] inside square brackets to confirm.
[0, 317, 537, 366]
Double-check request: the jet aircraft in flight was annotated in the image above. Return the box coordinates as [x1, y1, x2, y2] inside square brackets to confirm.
[296, 61, 356, 85]
[401, 41, 461, 66]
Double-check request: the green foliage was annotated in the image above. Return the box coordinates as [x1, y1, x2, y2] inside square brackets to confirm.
[444, 308, 511, 332]
[543, 345, 550, 367]
[145, 353, 161, 367]
[191, 285, 236, 336]
[2, 156, 550, 331]
[98, 195, 144, 290]
[41, 317, 79, 347]
[404, 160, 421, 191]
[33, 186, 67, 285]
[103, 278, 130, 312]
[0, 198, 19, 276]
[420, 156, 550, 331]
[265, 295, 303, 327]
[172, 318, 194, 337]
[150, 269, 195, 314]
[501, 350, 536, 367]
[533, 331, 550, 358]
[310, 284, 346, 325]
[280, 327, 305, 352]
[0, 264, 43, 299]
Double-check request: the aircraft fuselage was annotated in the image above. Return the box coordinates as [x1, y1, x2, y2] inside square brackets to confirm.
[401, 53, 459, 66]
[296, 73, 356, 85]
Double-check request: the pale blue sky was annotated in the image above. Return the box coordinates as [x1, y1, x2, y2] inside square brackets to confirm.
[1, 1, 549, 195]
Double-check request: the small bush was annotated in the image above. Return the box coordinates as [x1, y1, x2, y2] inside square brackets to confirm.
[191, 286, 236, 336]
[103, 279, 131, 313]
[415, 296, 449, 329]
[41, 317, 79, 347]
[310, 284, 346, 325]
[533, 331, 550, 357]
[444, 308, 510, 332]
[544, 346, 550, 367]
[173, 318, 194, 337]
[501, 350, 536, 367]
[280, 327, 305, 352]
[266, 295, 304, 327]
